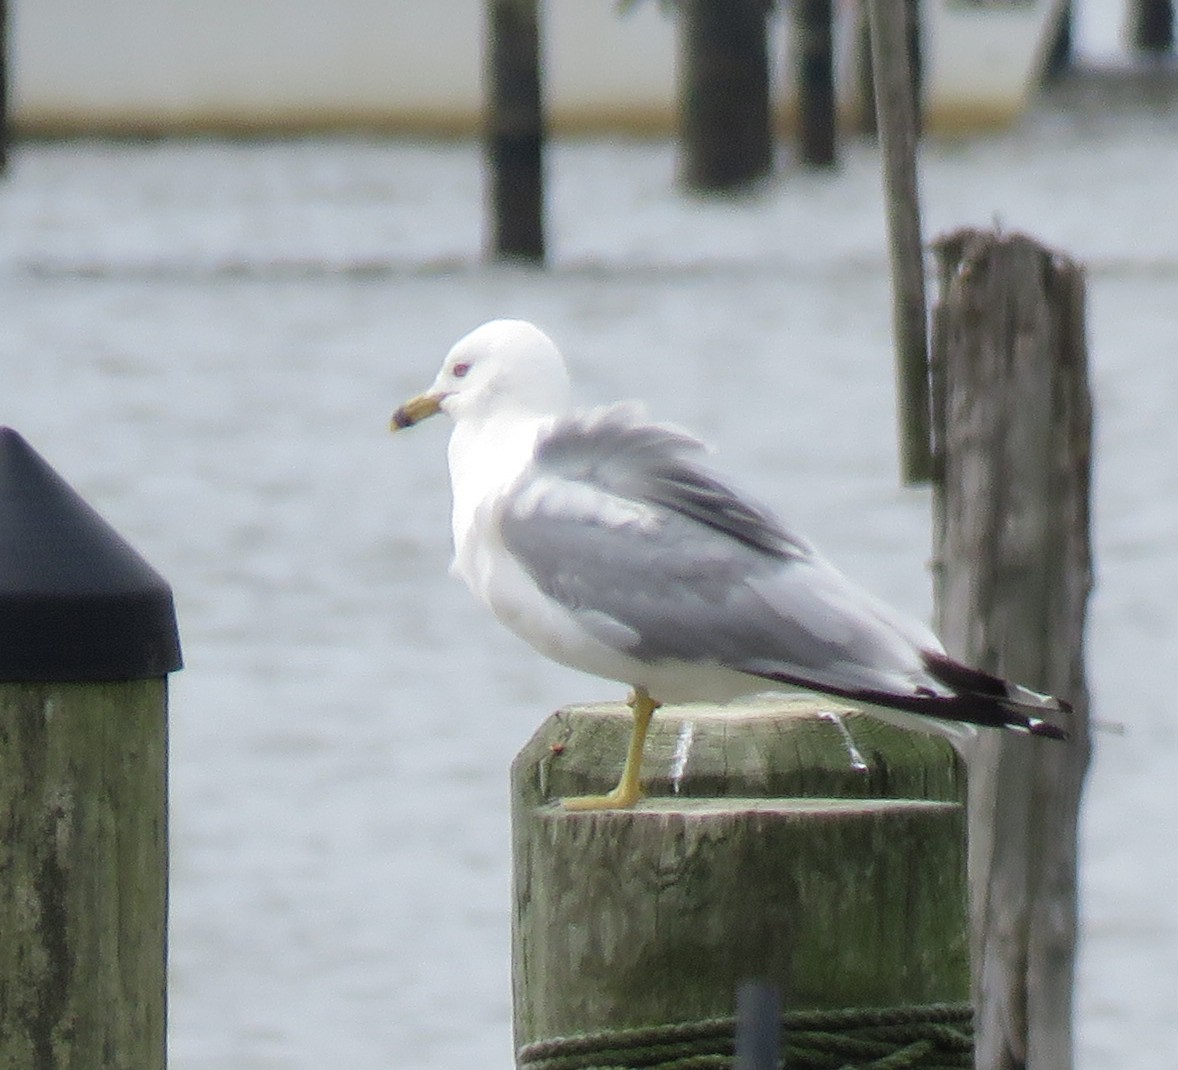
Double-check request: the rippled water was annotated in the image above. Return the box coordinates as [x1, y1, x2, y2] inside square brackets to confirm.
[2, 92, 1176, 1069]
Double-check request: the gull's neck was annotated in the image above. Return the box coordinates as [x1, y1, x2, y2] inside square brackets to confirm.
[447, 409, 551, 567]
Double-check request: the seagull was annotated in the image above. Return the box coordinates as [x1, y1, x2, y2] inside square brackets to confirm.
[391, 319, 1069, 810]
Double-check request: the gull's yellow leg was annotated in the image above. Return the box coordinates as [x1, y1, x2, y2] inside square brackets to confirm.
[563, 688, 660, 811]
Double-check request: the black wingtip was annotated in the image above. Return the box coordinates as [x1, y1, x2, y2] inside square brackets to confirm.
[1027, 719, 1069, 742]
[748, 655, 1073, 742]
[922, 650, 1072, 741]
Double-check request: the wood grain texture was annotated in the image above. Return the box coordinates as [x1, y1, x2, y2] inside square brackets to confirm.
[931, 229, 1093, 1070]
[0, 680, 168, 1070]
[511, 700, 968, 1049]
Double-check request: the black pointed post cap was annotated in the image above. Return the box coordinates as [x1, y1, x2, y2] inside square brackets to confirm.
[0, 428, 183, 682]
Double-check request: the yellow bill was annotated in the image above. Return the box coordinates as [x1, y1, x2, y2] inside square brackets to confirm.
[390, 392, 443, 431]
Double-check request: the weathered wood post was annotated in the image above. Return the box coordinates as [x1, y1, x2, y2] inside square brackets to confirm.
[858, 1, 922, 138]
[794, 0, 837, 168]
[485, 0, 545, 261]
[930, 230, 1093, 1070]
[677, 0, 774, 191]
[866, 0, 932, 484]
[0, 428, 182, 1069]
[512, 699, 970, 1064]
[856, 13, 877, 138]
[1130, 0, 1174, 53]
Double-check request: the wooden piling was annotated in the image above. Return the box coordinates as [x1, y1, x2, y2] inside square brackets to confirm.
[794, 0, 837, 168]
[866, 0, 932, 484]
[677, 0, 773, 191]
[0, 0, 7, 174]
[858, 2, 922, 139]
[485, 0, 545, 261]
[511, 699, 968, 1053]
[1043, 3, 1073, 81]
[0, 428, 181, 1069]
[0, 681, 169, 1068]
[1130, 0, 1174, 53]
[930, 230, 1092, 1070]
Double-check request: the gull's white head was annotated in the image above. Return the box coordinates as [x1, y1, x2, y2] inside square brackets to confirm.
[392, 319, 572, 431]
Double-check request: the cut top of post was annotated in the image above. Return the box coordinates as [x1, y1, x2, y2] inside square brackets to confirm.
[0, 428, 182, 682]
[515, 697, 964, 809]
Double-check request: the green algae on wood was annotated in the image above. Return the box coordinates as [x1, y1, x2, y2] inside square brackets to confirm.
[511, 699, 968, 1051]
[0, 680, 168, 1070]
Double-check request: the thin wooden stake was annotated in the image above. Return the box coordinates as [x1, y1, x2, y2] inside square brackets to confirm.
[866, 0, 932, 484]
[0, 0, 8, 174]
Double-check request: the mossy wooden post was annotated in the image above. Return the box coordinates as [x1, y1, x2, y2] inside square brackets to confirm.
[677, 0, 773, 192]
[511, 698, 969, 1054]
[0, 428, 182, 1069]
[485, 0, 545, 261]
[930, 230, 1092, 1070]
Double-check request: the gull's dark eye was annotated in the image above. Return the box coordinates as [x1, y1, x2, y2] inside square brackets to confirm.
[452, 361, 472, 379]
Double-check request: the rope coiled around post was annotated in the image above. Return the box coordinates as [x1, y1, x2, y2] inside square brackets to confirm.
[517, 1002, 972, 1070]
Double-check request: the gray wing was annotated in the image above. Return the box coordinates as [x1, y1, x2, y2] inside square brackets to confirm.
[497, 405, 930, 694]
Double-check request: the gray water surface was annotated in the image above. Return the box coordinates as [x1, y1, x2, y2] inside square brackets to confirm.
[2, 102, 1175, 1068]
